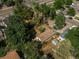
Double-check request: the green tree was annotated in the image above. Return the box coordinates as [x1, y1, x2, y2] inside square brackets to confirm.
[24, 41, 44, 59]
[23, 22, 36, 42]
[0, 40, 7, 57]
[67, 7, 76, 16]
[5, 15, 25, 47]
[40, 3, 50, 18]
[17, 41, 44, 59]
[14, 0, 34, 19]
[1, 0, 15, 6]
[55, 13, 65, 29]
[5, 15, 36, 48]
[49, 6, 56, 19]
[0, 48, 7, 57]
[65, 27, 79, 59]
[54, 0, 64, 9]
[65, 0, 73, 5]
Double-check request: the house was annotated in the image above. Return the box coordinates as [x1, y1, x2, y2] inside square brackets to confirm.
[0, 51, 20, 59]
[35, 27, 54, 42]
[41, 35, 60, 54]
[41, 33, 66, 54]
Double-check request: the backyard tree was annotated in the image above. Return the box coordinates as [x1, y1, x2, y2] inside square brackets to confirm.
[55, 13, 65, 29]
[65, 0, 73, 5]
[5, 15, 25, 47]
[0, 49, 6, 57]
[1, 0, 15, 6]
[14, 0, 34, 19]
[67, 7, 76, 16]
[23, 22, 36, 42]
[40, 3, 50, 18]
[53, 0, 64, 9]
[0, 40, 7, 57]
[32, 2, 50, 24]
[65, 27, 79, 59]
[6, 15, 33, 44]
[25, 41, 42, 59]
[5, 15, 36, 48]
[17, 41, 44, 59]
[49, 7, 56, 19]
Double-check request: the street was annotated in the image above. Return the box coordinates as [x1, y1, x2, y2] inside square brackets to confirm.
[66, 18, 79, 27]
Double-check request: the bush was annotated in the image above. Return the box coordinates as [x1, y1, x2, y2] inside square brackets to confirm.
[2, 0, 15, 7]
[67, 7, 76, 16]
[39, 26, 45, 33]
[54, 13, 65, 29]
[0, 49, 6, 57]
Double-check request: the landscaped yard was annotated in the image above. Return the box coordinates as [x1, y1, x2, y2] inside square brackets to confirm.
[53, 39, 75, 59]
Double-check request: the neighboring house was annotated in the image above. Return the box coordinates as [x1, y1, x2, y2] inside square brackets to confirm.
[0, 51, 20, 59]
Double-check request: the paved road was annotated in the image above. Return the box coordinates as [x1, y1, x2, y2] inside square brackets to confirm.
[24, 0, 53, 3]
[23, 0, 53, 6]
[66, 18, 79, 27]
[0, 1, 79, 27]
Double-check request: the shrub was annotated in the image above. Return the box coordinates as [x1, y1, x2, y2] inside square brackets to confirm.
[0, 49, 6, 57]
[67, 7, 76, 16]
[39, 26, 45, 33]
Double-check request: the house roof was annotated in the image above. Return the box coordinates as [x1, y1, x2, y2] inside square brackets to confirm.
[0, 51, 20, 59]
[41, 39, 59, 54]
[36, 27, 53, 42]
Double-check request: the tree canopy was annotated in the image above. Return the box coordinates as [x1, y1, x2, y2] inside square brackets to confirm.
[1, 0, 15, 6]
[5, 15, 37, 46]
[65, 0, 73, 5]
[65, 27, 79, 59]
[53, 0, 64, 9]
[5, 15, 25, 47]
[14, 1, 34, 19]
[67, 7, 76, 16]
[55, 13, 65, 29]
